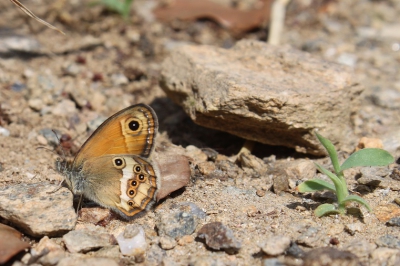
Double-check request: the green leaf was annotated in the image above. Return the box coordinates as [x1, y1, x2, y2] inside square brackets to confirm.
[297, 179, 336, 193]
[340, 148, 394, 171]
[314, 203, 341, 217]
[315, 163, 349, 200]
[315, 132, 341, 175]
[95, 0, 134, 18]
[341, 195, 372, 212]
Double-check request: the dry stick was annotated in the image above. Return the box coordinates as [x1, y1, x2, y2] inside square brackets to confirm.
[10, 0, 65, 35]
[268, 0, 290, 45]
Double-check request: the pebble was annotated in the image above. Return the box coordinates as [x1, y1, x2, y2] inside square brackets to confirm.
[52, 99, 77, 116]
[185, 145, 208, 164]
[146, 243, 166, 265]
[63, 227, 115, 253]
[156, 211, 199, 239]
[356, 137, 383, 149]
[197, 161, 216, 176]
[237, 151, 267, 177]
[386, 217, 400, 227]
[375, 234, 400, 249]
[32, 238, 67, 266]
[216, 160, 242, 179]
[38, 128, 61, 147]
[395, 198, 400, 206]
[177, 235, 194, 246]
[370, 88, 400, 109]
[286, 242, 305, 258]
[173, 202, 207, 219]
[62, 62, 81, 76]
[302, 247, 360, 266]
[273, 174, 289, 195]
[345, 223, 364, 236]
[256, 189, 266, 197]
[296, 226, 323, 248]
[11, 81, 26, 92]
[263, 258, 285, 266]
[0, 183, 76, 237]
[374, 204, 400, 222]
[201, 147, 218, 161]
[197, 222, 241, 254]
[116, 225, 147, 257]
[28, 98, 44, 111]
[0, 126, 10, 137]
[110, 73, 129, 86]
[259, 235, 291, 256]
[36, 135, 48, 145]
[247, 205, 260, 217]
[91, 246, 120, 259]
[159, 236, 177, 250]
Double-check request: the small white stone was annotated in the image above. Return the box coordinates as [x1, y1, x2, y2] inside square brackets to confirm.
[116, 225, 147, 256]
[0, 126, 10, 137]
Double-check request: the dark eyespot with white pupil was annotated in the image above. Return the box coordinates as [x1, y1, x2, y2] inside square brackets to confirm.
[131, 181, 137, 186]
[129, 190, 135, 196]
[114, 158, 123, 166]
[139, 174, 145, 180]
[129, 120, 140, 131]
[135, 166, 141, 172]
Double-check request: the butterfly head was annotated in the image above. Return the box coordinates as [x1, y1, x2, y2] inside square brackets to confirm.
[55, 158, 84, 195]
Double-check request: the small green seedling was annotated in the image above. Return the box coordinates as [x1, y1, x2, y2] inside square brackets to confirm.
[93, 0, 134, 19]
[297, 132, 394, 217]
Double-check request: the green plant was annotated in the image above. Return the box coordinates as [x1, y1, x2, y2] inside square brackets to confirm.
[297, 132, 394, 217]
[95, 0, 134, 19]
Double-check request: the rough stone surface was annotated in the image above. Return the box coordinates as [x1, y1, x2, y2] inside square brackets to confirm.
[375, 235, 400, 249]
[160, 40, 361, 155]
[159, 236, 177, 250]
[296, 226, 324, 248]
[0, 183, 77, 237]
[370, 248, 400, 266]
[303, 247, 360, 266]
[259, 235, 291, 256]
[197, 222, 241, 254]
[387, 217, 400, 227]
[344, 240, 377, 265]
[156, 211, 199, 239]
[63, 228, 115, 253]
[345, 223, 364, 236]
[57, 257, 119, 266]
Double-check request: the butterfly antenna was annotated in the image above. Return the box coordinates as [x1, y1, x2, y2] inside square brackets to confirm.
[52, 129, 67, 161]
[36, 146, 58, 156]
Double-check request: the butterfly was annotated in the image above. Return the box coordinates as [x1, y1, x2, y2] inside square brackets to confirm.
[56, 104, 160, 220]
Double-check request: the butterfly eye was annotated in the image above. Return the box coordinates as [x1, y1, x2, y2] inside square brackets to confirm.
[113, 157, 126, 169]
[125, 118, 142, 134]
[134, 165, 141, 173]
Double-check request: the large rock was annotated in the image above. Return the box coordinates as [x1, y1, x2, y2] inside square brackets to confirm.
[160, 40, 362, 155]
[0, 183, 77, 237]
